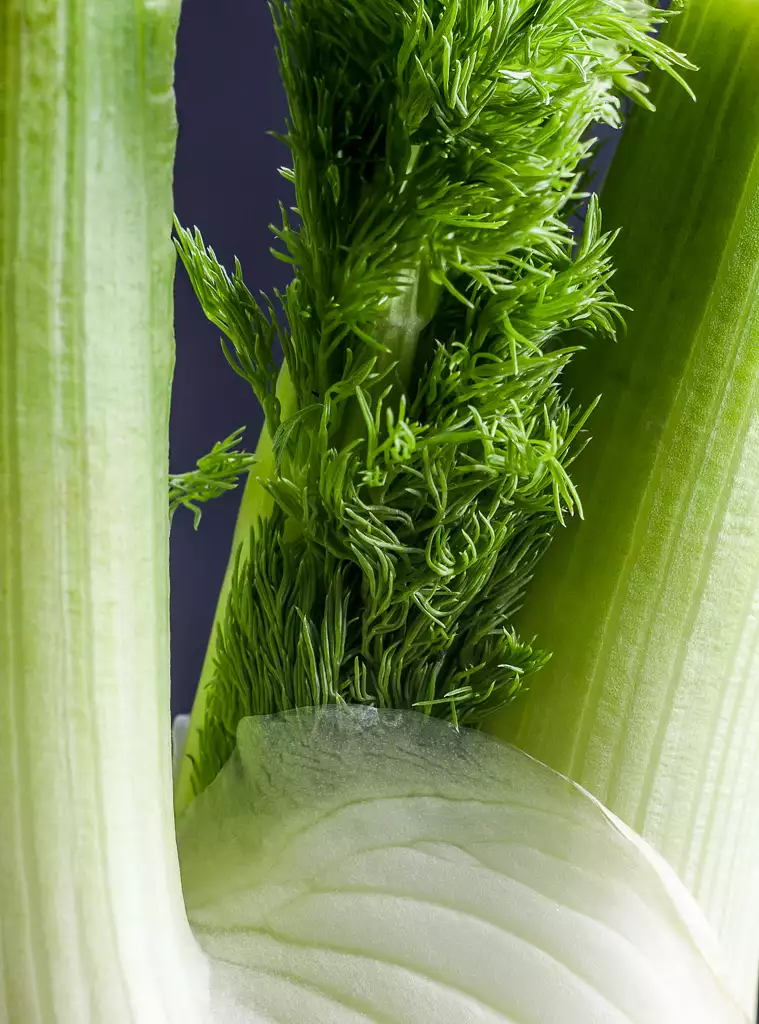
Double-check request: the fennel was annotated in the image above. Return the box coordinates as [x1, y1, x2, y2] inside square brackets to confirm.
[489, 0, 759, 1011]
[174, 0, 691, 808]
[0, 1, 205, 1019]
[2, 1, 753, 1022]
[177, 705, 745, 1023]
[170, 428, 256, 529]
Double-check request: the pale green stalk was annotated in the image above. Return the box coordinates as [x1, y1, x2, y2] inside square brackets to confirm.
[0, 2, 206, 1020]
[489, 0, 759, 1010]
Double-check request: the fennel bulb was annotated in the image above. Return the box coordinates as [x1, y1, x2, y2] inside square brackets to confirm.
[179, 706, 744, 1023]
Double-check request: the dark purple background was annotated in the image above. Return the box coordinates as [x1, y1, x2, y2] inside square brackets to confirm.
[170, 0, 290, 713]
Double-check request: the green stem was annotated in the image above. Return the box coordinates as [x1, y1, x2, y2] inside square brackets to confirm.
[334, 262, 441, 451]
[375, 262, 441, 397]
[175, 262, 440, 811]
[0, 2, 206, 1019]
[488, 0, 759, 1010]
[174, 363, 297, 814]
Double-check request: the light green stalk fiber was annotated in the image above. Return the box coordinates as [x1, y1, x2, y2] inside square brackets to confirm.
[178, 706, 746, 1023]
[0, 2, 206, 1020]
[489, 0, 759, 1011]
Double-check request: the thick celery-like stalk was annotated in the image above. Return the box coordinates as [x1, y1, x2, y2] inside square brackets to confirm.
[0, 2, 206, 1020]
[489, 0, 759, 1009]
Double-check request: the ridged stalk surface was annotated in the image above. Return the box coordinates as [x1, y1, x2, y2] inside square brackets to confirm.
[489, 0, 759, 1009]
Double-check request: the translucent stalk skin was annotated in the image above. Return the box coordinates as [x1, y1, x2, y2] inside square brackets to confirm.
[0, 2, 207, 1020]
[488, 0, 759, 1010]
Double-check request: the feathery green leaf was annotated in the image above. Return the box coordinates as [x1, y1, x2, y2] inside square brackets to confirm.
[169, 428, 256, 529]
[179, 0, 693, 793]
